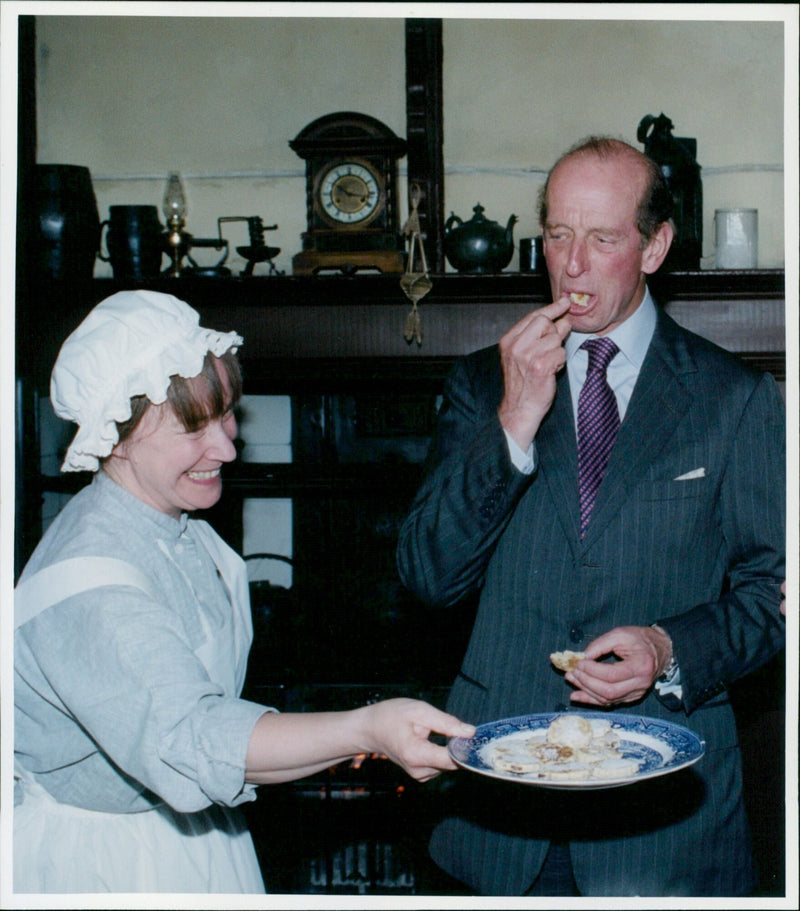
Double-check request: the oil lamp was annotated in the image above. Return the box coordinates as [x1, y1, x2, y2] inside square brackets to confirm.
[162, 171, 189, 276]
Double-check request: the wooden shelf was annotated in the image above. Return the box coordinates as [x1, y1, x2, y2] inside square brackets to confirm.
[38, 267, 784, 308]
[18, 270, 786, 388]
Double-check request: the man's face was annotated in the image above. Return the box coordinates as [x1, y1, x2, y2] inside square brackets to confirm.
[542, 152, 671, 335]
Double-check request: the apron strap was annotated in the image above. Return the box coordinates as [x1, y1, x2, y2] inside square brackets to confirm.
[190, 520, 249, 608]
[14, 557, 158, 630]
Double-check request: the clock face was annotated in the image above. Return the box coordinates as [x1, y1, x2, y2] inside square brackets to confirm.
[317, 160, 383, 227]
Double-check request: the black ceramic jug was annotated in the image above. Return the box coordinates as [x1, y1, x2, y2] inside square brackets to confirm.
[99, 205, 164, 279]
[30, 164, 100, 281]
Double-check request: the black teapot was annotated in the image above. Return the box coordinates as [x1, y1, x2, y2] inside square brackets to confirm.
[444, 203, 517, 273]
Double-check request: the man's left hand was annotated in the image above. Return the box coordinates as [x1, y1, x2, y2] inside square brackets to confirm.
[565, 625, 673, 707]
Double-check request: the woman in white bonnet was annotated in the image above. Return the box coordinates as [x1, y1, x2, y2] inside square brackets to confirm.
[13, 290, 475, 894]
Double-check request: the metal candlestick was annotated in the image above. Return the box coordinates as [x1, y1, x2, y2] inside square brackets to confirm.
[162, 172, 189, 277]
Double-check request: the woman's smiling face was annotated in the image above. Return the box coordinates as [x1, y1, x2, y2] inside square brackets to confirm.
[105, 362, 238, 518]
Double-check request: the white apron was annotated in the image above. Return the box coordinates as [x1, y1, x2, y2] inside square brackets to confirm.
[13, 521, 266, 894]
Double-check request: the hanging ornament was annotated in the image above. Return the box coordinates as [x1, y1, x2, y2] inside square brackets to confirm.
[399, 184, 432, 346]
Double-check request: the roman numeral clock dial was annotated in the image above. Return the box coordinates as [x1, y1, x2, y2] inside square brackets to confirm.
[320, 163, 380, 225]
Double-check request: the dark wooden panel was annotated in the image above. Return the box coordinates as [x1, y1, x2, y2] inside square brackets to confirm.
[405, 19, 445, 272]
[19, 271, 785, 383]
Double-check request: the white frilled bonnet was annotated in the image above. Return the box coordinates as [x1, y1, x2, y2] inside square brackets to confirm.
[50, 290, 243, 472]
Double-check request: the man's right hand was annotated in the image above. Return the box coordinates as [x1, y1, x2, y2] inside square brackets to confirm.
[497, 295, 572, 451]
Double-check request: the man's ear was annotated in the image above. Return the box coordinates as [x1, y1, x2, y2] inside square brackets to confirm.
[641, 221, 674, 275]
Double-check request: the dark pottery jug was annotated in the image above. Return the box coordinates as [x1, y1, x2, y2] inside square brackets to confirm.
[444, 203, 517, 273]
[99, 205, 164, 279]
[30, 164, 100, 281]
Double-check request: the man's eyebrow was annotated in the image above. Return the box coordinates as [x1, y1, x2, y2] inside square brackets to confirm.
[589, 226, 627, 237]
[544, 222, 627, 237]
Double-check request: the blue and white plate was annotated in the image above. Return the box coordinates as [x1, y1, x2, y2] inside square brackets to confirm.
[448, 711, 705, 790]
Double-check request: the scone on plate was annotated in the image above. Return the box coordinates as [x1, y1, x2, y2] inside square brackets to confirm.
[546, 714, 593, 750]
[590, 757, 641, 779]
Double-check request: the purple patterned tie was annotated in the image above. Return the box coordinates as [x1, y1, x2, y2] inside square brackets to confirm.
[577, 337, 620, 537]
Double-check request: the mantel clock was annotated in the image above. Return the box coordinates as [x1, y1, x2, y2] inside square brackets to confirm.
[290, 112, 407, 275]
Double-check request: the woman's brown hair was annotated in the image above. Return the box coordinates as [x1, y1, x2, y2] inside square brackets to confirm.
[113, 349, 243, 447]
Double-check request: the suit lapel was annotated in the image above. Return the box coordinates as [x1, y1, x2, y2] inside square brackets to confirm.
[579, 311, 697, 548]
[537, 368, 582, 549]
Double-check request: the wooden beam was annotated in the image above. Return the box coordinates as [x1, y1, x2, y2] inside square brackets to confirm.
[405, 19, 445, 272]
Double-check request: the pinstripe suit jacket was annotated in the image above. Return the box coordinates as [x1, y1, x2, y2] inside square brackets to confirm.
[397, 307, 785, 896]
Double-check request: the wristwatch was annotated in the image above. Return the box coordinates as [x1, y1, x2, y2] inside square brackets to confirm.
[650, 623, 677, 679]
[658, 653, 680, 685]
[651, 624, 683, 708]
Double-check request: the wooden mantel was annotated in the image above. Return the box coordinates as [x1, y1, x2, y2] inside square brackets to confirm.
[20, 269, 786, 392]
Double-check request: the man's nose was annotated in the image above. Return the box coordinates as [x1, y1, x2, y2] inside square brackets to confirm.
[565, 238, 588, 275]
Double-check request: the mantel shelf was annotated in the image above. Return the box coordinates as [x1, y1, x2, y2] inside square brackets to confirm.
[78, 268, 784, 306]
[18, 270, 786, 390]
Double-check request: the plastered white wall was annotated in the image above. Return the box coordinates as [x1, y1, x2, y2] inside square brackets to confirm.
[34, 11, 786, 273]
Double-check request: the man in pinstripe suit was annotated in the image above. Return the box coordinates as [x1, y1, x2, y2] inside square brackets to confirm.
[397, 137, 785, 896]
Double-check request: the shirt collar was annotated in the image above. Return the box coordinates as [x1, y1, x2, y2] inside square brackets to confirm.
[96, 469, 189, 539]
[565, 286, 657, 370]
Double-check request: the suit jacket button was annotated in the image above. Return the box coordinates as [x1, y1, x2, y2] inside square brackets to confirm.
[570, 625, 584, 643]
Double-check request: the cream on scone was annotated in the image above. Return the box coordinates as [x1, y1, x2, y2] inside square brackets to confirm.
[546, 714, 593, 750]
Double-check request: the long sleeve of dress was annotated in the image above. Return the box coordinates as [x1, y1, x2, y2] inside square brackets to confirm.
[14, 473, 268, 814]
[16, 584, 266, 812]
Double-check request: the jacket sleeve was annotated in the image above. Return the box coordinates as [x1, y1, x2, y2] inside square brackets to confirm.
[397, 349, 534, 607]
[655, 370, 786, 714]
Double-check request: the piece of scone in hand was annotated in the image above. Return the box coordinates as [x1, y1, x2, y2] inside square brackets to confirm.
[549, 650, 586, 672]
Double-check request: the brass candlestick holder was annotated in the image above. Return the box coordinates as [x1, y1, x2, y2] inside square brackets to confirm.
[162, 172, 189, 277]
